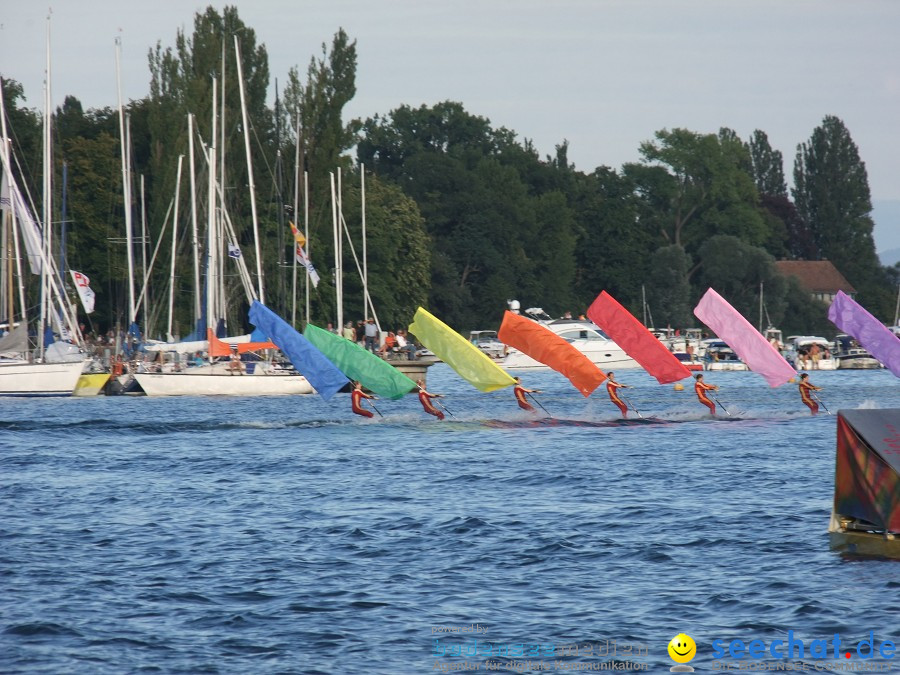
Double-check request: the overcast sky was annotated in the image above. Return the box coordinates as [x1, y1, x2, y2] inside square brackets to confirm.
[2, 0, 899, 251]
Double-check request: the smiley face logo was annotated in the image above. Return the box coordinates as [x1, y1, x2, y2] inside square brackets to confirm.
[668, 633, 696, 664]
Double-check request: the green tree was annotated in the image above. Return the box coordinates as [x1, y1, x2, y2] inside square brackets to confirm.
[637, 128, 769, 258]
[696, 235, 787, 324]
[647, 245, 692, 328]
[748, 130, 787, 198]
[793, 115, 892, 317]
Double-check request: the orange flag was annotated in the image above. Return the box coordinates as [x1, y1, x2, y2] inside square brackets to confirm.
[497, 311, 606, 396]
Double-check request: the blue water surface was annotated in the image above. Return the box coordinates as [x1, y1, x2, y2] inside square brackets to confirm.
[2, 365, 899, 673]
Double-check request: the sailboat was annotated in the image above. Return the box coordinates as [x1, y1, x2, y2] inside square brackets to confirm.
[134, 40, 314, 396]
[0, 28, 86, 396]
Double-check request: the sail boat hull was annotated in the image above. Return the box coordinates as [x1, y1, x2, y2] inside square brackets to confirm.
[0, 360, 85, 396]
[134, 368, 314, 396]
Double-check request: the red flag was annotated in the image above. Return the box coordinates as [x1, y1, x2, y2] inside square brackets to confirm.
[587, 291, 692, 384]
[498, 311, 606, 397]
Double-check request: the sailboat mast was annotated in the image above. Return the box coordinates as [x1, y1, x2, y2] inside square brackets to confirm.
[0, 90, 28, 325]
[207, 77, 218, 334]
[40, 15, 52, 358]
[187, 114, 201, 324]
[291, 109, 300, 327]
[116, 38, 136, 325]
[233, 36, 264, 304]
[361, 164, 368, 321]
[167, 155, 183, 341]
[304, 171, 310, 329]
[759, 281, 764, 332]
[331, 172, 341, 332]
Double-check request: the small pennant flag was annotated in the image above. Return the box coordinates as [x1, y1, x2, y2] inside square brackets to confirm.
[227, 243, 242, 259]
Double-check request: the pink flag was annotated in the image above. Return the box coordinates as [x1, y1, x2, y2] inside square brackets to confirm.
[828, 291, 900, 378]
[693, 288, 796, 387]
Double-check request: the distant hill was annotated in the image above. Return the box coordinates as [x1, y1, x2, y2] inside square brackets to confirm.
[880, 247, 900, 267]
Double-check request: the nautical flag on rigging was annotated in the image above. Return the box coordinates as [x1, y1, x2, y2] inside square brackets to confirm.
[70, 270, 96, 314]
[227, 243, 242, 259]
[289, 221, 306, 248]
[295, 243, 320, 288]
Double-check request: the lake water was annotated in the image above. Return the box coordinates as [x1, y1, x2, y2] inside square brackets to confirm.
[2, 365, 899, 673]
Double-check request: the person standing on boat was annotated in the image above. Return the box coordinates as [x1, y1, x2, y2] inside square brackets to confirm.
[605, 372, 631, 418]
[416, 379, 444, 421]
[694, 373, 719, 415]
[364, 319, 378, 352]
[798, 373, 823, 415]
[351, 381, 377, 418]
[513, 377, 541, 412]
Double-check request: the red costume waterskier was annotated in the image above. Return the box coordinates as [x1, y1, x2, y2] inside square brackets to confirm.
[513, 377, 541, 412]
[351, 381, 376, 418]
[694, 373, 718, 415]
[416, 379, 445, 421]
[605, 371, 630, 418]
[798, 373, 823, 415]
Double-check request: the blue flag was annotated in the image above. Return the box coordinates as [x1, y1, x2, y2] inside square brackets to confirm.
[248, 301, 348, 401]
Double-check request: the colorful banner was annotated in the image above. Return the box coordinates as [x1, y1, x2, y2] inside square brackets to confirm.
[248, 300, 347, 401]
[587, 291, 692, 384]
[305, 324, 417, 400]
[409, 307, 516, 393]
[498, 310, 606, 396]
[693, 288, 796, 387]
[828, 291, 900, 377]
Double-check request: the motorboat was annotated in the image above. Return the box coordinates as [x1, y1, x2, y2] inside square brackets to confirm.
[702, 340, 749, 371]
[783, 335, 838, 370]
[498, 308, 639, 371]
[469, 330, 506, 360]
[833, 334, 882, 369]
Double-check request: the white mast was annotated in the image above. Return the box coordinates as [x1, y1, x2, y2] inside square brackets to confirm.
[187, 114, 201, 324]
[40, 14, 52, 357]
[0, 88, 31, 325]
[140, 173, 148, 331]
[304, 171, 310, 329]
[207, 77, 218, 335]
[233, 36, 264, 304]
[361, 164, 368, 322]
[167, 155, 184, 341]
[291, 109, 300, 327]
[115, 37, 136, 325]
[331, 172, 341, 332]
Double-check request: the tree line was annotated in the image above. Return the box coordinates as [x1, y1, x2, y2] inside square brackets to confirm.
[2, 5, 897, 341]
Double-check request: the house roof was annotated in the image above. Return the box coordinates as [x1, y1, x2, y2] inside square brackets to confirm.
[774, 260, 857, 294]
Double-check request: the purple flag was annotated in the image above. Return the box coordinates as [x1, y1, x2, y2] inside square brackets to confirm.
[828, 291, 900, 378]
[694, 288, 796, 387]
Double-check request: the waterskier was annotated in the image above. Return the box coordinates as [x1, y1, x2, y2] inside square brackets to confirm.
[605, 371, 631, 418]
[694, 373, 719, 415]
[351, 381, 377, 418]
[416, 379, 444, 421]
[798, 373, 823, 415]
[513, 377, 542, 412]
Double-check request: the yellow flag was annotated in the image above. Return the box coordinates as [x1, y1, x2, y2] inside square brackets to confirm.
[289, 221, 306, 248]
[408, 307, 516, 392]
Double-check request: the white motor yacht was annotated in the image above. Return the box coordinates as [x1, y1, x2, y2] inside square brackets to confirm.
[498, 308, 639, 371]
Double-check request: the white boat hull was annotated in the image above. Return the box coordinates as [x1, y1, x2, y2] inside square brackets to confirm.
[134, 369, 314, 396]
[704, 361, 749, 371]
[793, 358, 839, 371]
[838, 356, 882, 369]
[0, 360, 86, 396]
[500, 344, 639, 371]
